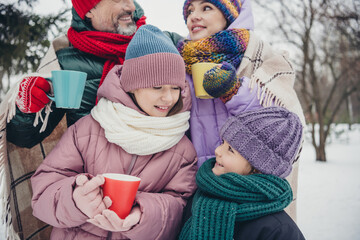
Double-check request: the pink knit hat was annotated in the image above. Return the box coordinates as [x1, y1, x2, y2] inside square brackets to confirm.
[71, 0, 101, 19]
[120, 25, 186, 92]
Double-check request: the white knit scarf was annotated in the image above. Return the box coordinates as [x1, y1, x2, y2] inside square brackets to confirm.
[91, 98, 190, 156]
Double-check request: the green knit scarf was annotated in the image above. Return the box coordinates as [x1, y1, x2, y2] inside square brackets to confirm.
[179, 158, 293, 240]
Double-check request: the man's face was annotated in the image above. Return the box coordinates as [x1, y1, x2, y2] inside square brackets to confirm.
[85, 0, 137, 35]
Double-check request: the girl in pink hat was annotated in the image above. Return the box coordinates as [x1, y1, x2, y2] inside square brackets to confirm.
[30, 25, 197, 240]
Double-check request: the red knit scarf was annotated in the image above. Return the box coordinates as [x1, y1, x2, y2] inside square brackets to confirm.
[67, 16, 146, 103]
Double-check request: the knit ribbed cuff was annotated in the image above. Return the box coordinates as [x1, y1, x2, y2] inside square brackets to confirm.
[220, 80, 241, 103]
[120, 53, 186, 92]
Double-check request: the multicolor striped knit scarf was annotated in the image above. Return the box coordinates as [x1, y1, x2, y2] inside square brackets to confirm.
[179, 158, 293, 240]
[177, 29, 249, 74]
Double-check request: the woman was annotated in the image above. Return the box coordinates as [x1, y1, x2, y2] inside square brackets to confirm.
[178, 0, 305, 167]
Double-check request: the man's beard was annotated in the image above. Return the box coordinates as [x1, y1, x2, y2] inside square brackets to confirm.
[114, 12, 137, 36]
[116, 21, 137, 36]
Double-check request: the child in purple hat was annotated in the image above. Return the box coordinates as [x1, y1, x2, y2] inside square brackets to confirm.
[179, 107, 306, 240]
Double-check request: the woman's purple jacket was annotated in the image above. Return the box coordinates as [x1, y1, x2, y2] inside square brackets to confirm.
[185, 0, 262, 166]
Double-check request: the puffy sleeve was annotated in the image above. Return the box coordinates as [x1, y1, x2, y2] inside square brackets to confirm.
[7, 106, 66, 148]
[30, 122, 88, 228]
[225, 76, 264, 116]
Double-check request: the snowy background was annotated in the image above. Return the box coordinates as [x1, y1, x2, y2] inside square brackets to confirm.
[297, 124, 360, 240]
[1, 0, 360, 239]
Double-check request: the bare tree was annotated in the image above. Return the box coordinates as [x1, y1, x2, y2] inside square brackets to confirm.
[253, 0, 360, 161]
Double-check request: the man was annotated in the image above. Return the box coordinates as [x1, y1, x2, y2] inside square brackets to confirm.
[6, 0, 182, 147]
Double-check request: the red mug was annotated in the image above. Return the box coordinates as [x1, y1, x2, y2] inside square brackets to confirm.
[102, 173, 141, 219]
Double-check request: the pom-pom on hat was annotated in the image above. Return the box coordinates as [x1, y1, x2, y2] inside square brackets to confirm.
[120, 25, 186, 92]
[220, 107, 303, 178]
[71, 0, 101, 19]
[183, 0, 242, 24]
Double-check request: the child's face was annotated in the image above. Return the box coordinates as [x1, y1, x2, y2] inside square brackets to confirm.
[186, 0, 227, 41]
[131, 85, 180, 117]
[212, 140, 252, 176]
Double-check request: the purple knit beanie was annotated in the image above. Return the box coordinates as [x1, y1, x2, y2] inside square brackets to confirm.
[183, 0, 242, 24]
[220, 107, 303, 178]
[120, 25, 186, 92]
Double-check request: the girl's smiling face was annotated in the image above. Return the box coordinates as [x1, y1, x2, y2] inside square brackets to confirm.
[131, 85, 181, 117]
[186, 0, 227, 41]
[212, 140, 253, 176]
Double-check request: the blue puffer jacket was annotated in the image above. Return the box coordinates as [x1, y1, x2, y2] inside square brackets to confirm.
[7, 3, 183, 148]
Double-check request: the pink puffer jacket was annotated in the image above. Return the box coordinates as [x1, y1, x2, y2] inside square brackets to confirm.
[30, 65, 198, 240]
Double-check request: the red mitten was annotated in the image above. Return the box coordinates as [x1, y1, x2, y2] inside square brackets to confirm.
[16, 76, 51, 113]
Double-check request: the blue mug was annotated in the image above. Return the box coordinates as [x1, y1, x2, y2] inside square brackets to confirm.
[47, 70, 87, 109]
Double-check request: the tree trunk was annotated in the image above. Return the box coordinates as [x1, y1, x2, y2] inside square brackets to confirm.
[316, 145, 327, 162]
[0, 70, 4, 95]
[313, 120, 327, 162]
[316, 138, 327, 162]
[311, 123, 327, 162]
[346, 93, 353, 130]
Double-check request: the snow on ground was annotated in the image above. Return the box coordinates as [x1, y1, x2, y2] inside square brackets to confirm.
[297, 124, 360, 240]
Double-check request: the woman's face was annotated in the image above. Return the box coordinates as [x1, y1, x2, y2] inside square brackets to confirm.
[186, 0, 227, 41]
[212, 140, 252, 176]
[131, 85, 181, 117]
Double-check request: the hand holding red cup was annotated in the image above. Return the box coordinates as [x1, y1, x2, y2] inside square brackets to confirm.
[102, 173, 141, 219]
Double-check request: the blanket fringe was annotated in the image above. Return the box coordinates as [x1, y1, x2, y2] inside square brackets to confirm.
[0, 165, 20, 240]
[248, 77, 286, 109]
[0, 42, 59, 239]
[34, 102, 53, 133]
[0, 73, 52, 239]
[5, 73, 53, 133]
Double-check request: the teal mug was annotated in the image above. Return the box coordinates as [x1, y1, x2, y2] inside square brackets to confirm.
[47, 70, 87, 109]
